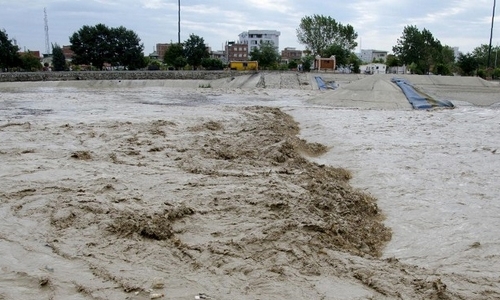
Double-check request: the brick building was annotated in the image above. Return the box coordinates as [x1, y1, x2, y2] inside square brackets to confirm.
[281, 47, 303, 63]
[62, 45, 75, 60]
[225, 42, 248, 62]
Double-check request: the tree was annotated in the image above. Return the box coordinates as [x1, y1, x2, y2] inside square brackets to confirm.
[163, 43, 184, 69]
[472, 44, 500, 69]
[183, 34, 209, 69]
[111, 26, 146, 70]
[20, 52, 41, 71]
[297, 15, 358, 56]
[323, 44, 351, 66]
[386, 54, 401, 67]
[457, 53, 478, 76]
[348, 52, 362, 73]
[393, 25, 444, 74]
[201, 57, 224, 70]
[302, 55, 313, 72]
[0, 29, 21, 71]
[70, 23, 145, 70]
[249, 41, 280, 69]
[287, 60, 298, 70]
[432, 45, 455, 75]
[52, 43, 66, 71]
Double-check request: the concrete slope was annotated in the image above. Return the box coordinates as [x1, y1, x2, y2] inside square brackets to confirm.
[396, 75, 500, 107]
[308, 74, 413, 110]
[209, 73, 262, 89]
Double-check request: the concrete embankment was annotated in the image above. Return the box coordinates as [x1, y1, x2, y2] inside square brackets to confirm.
[0, 70, 246, 82]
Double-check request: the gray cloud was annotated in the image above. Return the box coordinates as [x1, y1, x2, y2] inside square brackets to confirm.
[0, 0, 497, 55]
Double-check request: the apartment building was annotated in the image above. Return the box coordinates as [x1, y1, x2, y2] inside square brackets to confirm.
[225, 41, 249, 61]
[156, 43, 172, 60]
[238, 30, 280, 53]
[281, 47, 303, 63]
[359, 49, 388, 63]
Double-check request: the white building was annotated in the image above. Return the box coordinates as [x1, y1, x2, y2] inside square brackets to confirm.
[361, 63, 387, 74]
[359, 49, 388, 63]
[238, 30, 280, 54]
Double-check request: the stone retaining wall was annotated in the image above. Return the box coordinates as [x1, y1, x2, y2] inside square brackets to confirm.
[0, 71, 246, 82]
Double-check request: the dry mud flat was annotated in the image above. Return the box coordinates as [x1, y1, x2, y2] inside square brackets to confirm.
[1, 104, 497, 300]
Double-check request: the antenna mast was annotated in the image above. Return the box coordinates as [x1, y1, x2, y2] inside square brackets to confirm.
[44, 8, 50, 55]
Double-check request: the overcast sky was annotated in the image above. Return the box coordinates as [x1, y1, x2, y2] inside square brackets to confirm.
[1, 0, 498, 55]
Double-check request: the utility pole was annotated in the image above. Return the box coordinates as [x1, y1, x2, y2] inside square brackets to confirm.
[488, 0, 496, 68]
[44, 8, 50, 55]
[178, 0, 181, 44]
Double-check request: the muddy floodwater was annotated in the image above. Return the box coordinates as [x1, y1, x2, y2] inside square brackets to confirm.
[1, 77, 499, 299]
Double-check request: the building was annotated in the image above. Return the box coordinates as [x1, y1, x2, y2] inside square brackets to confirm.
[225, 42, 249, 62]
[229, 61, 258, 71]
[281, 47, 303, 63]
[314, 55, 336, 71]
[238, 30, 280, 54]
[62, 45, 75, 61]
[156, 43, 172, 60]
[210, 50, 226, 63]
[361, 63, 387, 74]
[359, 49, 388, 63]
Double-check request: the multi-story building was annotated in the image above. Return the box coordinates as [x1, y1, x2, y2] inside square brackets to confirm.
[238, 30, 280, 54]
[359, 49, 388, 63]
[62, 45, 75, 61]
[156, 43, 172, 60]
[210, 50, 226, 63]
[225, 41, 248, 62]
[281, 47, 303, 63]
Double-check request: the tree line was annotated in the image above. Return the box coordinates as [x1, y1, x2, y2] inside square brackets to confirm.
[1, 16, 499, 77]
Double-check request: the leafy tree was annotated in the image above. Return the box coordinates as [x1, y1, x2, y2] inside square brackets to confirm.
[201, 57, 224, 70]
[163, 43, 185, 69]
[297, 15, 358, 56]
[111, 26, 146, 70]
[0, 29, 21, 71]
[348, 52, 362, 73]
[287, 60, 298, 70]
[148, 59, 161, 70]
[393, 25, 445, 74]
[493, 68, 500, 79]
[386, 54, 401, 67]
[174, 56, 187, 70]
[432, 45, 455, 75]
[52, 43, 67, 71]
[472, 44, 500, 69]
[183, 34, 209, 69]
[457, 53, 478, 76]
[323, 44, 351, 66]
[20, 51, 41, 71]
[69, 23, 145, 70]
[302, 55, 313, 72]
[249, 41, 280, 69]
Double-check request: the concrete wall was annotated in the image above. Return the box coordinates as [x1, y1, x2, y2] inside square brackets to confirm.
[0, 71, 243, 82]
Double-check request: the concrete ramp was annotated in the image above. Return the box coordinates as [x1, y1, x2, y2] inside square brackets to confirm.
[210, 73, 262, 89]
[308, 74, 412, 110]
[397, 75, 500, 106]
